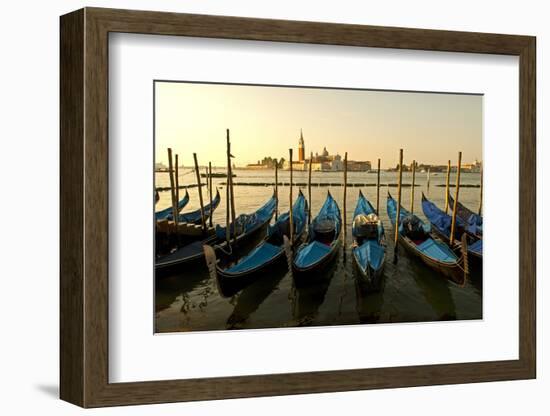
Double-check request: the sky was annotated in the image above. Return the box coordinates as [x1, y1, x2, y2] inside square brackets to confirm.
[154, 81, 482, 169]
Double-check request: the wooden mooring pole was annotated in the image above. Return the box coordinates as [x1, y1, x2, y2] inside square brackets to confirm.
[227, 129, 236, 243]
[393, 149, 403, 264]
[376, 158, 381, 215]
[478, 161, 483, 216]
[449, 151, 462, 246]
[343, 152, 348, 244]
[175, 154, 180, 212]
[410, 160, 416, 214]
[225, 132, 231, 245]
[208, 162, 213, 227]
[289, 149, 294, 243]
[444, 159, 451, 214]
[193, 153, 206, 232]
[167, 148, 178, 228]
[274, 158, 278, 221]
[308, 152, 313, 225]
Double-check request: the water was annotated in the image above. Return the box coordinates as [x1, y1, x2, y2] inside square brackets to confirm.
[155, 169, 482, 333]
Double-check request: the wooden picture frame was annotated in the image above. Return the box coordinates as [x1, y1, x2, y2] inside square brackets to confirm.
[60, 7, 536, 408]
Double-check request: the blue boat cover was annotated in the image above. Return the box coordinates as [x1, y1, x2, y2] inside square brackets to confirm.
[308, 191, 341, 241]
[387, 194, 458, 263]
[223, 192, 308, 275]
[353, 240, 385, 272]
[448, 193, 483, 232]
[155, 191, 190, 220]
[294, 191, 341, 269]
[416, 239, 457, 264]
[353, 190, 376, 218]
[224, 242, 282, 274]
[422, 196, 478, 237]
[422, 194, 483, 257]
[387, 194, 431, 233]
[268, 191, 308, 239]
[294, 241, 332, 268]
[352, 191, 385, 273]
[468, 238, 483, 256]
[176, 189, 221, 224]
[215, 193, 277, 240]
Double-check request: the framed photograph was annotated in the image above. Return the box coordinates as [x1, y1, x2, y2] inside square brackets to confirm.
[60, 7, 536, 408]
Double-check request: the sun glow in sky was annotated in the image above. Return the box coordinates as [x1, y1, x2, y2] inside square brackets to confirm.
[155, 81, 482, 169]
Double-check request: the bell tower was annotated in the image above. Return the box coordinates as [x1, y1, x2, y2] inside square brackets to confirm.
[298, 129, 305, 162]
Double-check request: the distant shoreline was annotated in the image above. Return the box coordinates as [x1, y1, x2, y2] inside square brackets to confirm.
[157, 168, 481, 174]
[217, 182, 481, 188]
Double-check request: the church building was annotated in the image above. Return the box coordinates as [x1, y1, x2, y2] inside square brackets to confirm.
[298, 129, 305, 162]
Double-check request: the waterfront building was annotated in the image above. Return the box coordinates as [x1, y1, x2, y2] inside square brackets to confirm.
[450, 159, 482, 173]
[348, 160, 372, 171]
[298, 129, 305, 162]
[283, 131, 371, 172]
[462, 159, 482, 173]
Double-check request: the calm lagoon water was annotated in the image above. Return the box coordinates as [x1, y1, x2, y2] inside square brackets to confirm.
[155, 169, 482, 333]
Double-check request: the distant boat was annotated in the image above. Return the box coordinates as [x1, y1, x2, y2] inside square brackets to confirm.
[387, 193, 468, 285]
[291, 191, 341, 281]
[156, 193, 276, 273]
[200, 172, 236, 178]
[209, 190, 308, 295]
[352, 191, 386, 287]
[421, 193, 482, 262]
[167, 189, 221, 224]
[447, 192, 483, 236]
[154, 190, 189, 220]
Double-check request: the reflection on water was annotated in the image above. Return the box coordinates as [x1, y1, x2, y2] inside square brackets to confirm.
[412, 260, 457, 321]
[291, 257, 338, 326]
[226, 269, 286, 329]
[155, 170, 482, 333]
[355, 271, 387, 324]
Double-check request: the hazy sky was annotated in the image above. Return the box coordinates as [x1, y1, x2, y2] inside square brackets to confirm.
[155, 81, 482, 168]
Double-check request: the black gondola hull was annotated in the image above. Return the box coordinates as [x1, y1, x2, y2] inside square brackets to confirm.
[353, 252, 385, 292]
[216, 252, 288, 297]
[397, 235, 465, 285]
[155, 220, 271, 277]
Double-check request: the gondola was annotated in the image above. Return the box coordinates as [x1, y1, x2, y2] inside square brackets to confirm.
[447, 191, 482, 236]
[168, 189, 221, 224]
[156, 192, 276, 273]
[421, 193, 482, 262]
[291, 191, 341, 281]
[154, 190, 189, 220]
[387, 193, 468, 285]
[351, 190, 386, 287]
[208, 190, 308, 296]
